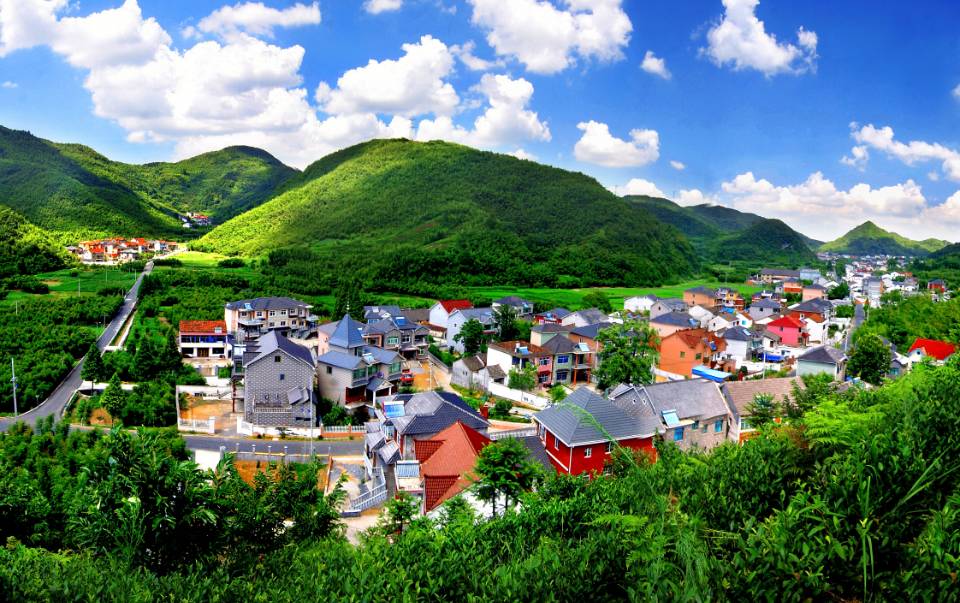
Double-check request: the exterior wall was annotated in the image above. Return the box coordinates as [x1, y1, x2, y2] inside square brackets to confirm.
[802, 288, 827, 302]
[317, 364, 357, 404]
[446, 312, 493, 352]
[789, 310, 825, 324]
[683, 292, 715, 307]
[485, 347, 515, 379]
[539, 428, 655, 475]
[658, 337, 702, 377]
[624, 297, 656, 314]
[748, 305, 778, 321]
[797, 360, 843, 380]
[652, 322, 689, 338]
[649, 301, 685, 319]
[428, 304, 449, 329]
[707, 316, 733, 333]
[768, 325, 802, 347]
[244, 351, 314, 427]
[179, 334, 228, 358]
[671, 415, 728, 451]
[451, 361, 487, 390]
[725, 339, 749, 361]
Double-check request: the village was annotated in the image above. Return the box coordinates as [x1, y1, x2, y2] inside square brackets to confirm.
[163, 257, 955, 520]
[68, 237, 182, 264]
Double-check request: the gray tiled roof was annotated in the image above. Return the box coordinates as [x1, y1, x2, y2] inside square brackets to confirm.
[363, 305, 402, 320]
[570, 322, 613, 339]
[545, 307, 572, 318]
[362, 345, 401, 365]
[460, 355, 485, 372]
[640, 379, 729, 421]
[532, 323, 571, 334]
[519, 436, 555, 472]
[245, 330, 314, 368]
[686, 285, 717, 296]
[329, 315, 366, 349]
[534, 387, 657, 446]
[799, 345, 846, 365]
[541, 335, 576, 354]
[316, 350, 364, 370]
[495, 296, 531, 306]
[226, 296, 310, 311]
[723, 326, 754, 341]
[751, 299, 782, 309]
[651, 311, 698, 327]
[574, 308, 608, 325]
[389, 391, 488, 437]
[455, 307, 495, 322]
[659, 298, 688, 310]
[791, 299, 832, 313]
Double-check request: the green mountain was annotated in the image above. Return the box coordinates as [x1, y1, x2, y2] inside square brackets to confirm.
[0, 126, 296, 241]
[0, 206, 72, 278]
[820, 221, 951, 256]
[625, 196, 721, 239]
[688, 203, 765, 232]
[198, 139, 698, 287]
[710, 218, 818, 265]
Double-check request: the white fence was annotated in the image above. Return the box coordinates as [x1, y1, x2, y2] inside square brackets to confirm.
[178, 417, 216, 434]
[347, 466, 388, 513]
[235, 418, 363, 438]
[487, 382, 549, 409]
[176, 385, 232, 399]
[489, 427, 538, 440]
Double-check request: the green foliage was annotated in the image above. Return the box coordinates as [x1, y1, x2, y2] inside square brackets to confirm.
[473, 437, 541, 516]
[709, 218, 818, 265]
[217, 258, 245, 268]
[507, 365, 536, 392]
[80, 343, 107, 383]
[0, 206, 70, 278]
[380, 492, 420, 536]
[594, 320, 660, 390]
[100, 373, 126, 419]
[820, 220, 950, 256]
[198, 139, 698, 288]
[848, 334, 893, 385]
[489, 398, 514, 420]
[829, 281, 850, 299]
[454, 318, 486, 355]
[855, 295, 960, 350]
[492, 303, 518, 341]
[835, 304, 855, 318]
[333, 275, 365, 321]
[581, 290, 612, 313]
[745, 392, 777, 428]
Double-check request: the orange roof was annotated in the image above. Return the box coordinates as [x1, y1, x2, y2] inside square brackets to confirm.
[414, 421, 490, 511]
[438, 299, 473, 313]
[489, 340, 549, 356]
[663, 328, 726, 353]
[179, 320, 227, 334]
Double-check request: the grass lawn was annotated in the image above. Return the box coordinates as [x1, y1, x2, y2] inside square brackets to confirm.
[2, 266, 139, 305]
[466, 278, 765, 310]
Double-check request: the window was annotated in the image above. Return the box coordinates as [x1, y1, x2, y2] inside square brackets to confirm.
[605, 442, 613, 454]
[269, 311, 276, 317]
[695, 353, 702, 360]
[556, 355, 569, 364]
[387, 336, 399, 346]
[281, 321, 286, 327]
[280, 309, 287, 315]
[274, 355, 281, 363]
[279, 374, 285, 381]
[714, 420, 723, 433]
[326, 366, 332, 374]
[584, 447, 592, 458]
[539, 357, 550, 366]
[680, 351, 686, 358]
[554, 436, 559, 450]
[674, 428, 684, 441]
[692, 420, 699, 430]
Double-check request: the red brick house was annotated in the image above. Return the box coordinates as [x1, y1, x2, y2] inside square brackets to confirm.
[927, 279, 947, 294]
[532, 388, 658, 475]
[414, 421, 491, 513]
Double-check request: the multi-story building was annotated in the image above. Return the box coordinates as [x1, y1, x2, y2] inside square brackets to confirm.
[363, 315, 430, 358]
[242, 330, 315, 427]
[315, 315, 403, 407]
[178, 320, 229, 359]
[486, 340, 553, 386]
[445, 308, 496, 353]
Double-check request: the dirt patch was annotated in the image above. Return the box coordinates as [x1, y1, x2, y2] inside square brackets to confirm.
[88, 407, 114, 427]
[233, 459, 327, 490]
[180, 399, 233, 421]
[42, 279, 62, 287]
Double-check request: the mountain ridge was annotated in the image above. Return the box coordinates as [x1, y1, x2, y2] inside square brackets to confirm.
[820, 221, 950, 256]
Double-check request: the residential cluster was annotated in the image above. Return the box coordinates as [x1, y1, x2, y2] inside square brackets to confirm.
[67, 238, 179, 264]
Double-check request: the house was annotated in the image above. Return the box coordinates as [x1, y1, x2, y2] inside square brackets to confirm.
[561, 308, 609, 328]
[540, 334, 593, 385]
[399, 308, 431, 325]
[415, 421, 491, 513]
[766, 315, 808, 347]
[315, 315, 403, 406]
[800, 267, 822, 282]
[649, 298, 688, 319]
[759, 268, 801, 283]
[567, 322, 612, 378]
[363, 305, 403, 323]
[624, 295, 658, 314]
[533, 388, 658, 475]
[178, 320, 229, 358]
[224, 297, 314, 337]
[720, 377, 805, 443]
[722, 326, 757, 362]
[242, 330, 315, 428]
[651, 311, 700, 338]
[445, 308, 496, 352]
[748, 298, 782, 322]
[379, 391, 489, 458]
[452, 355, 497, 390]
[906, 338, 956, 363]
[658, 328, 727, 377]
[687, 305, 715, 328]
[610, 380, 731, 451]
[363, 316, 430, 358]
[534, 307, 571, 324]
[797, 346, 847, 380]
[683, 286, 718, 309]
[788, 298, 833, 324]
[864, 277, 884, 304]
[927, 279, 947, 294]
[492, 296, 533, 318]
[783, 280, 804, 297]
[530, 323, 572, 347]
[427, 299, 473, 334]
[802, 283, 828, 301]
[715, 287, 746, 311]
[486, 340, 552, 386]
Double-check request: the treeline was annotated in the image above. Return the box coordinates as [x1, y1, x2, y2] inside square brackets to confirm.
[3, 358, 960, 600]
[855, 295, 960, 350]
[0, 295, 122, 413]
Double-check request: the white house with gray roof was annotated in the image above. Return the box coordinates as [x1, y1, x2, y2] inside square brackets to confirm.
[446, 307, 496, 352]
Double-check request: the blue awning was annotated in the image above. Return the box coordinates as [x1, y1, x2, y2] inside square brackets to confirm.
[761, 352, 784, 362]
[692, 365, 731, 383]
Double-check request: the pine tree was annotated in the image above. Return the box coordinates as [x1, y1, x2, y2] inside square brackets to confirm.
[101, 373, 126, 420]
[80, 342, 105, 383]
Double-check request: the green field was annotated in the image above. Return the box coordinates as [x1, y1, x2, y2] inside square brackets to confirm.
[466, 279, 765, 310]
[2, 266, 138, 305]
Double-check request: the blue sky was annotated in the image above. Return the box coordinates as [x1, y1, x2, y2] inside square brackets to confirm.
[1, 0, 959, 241]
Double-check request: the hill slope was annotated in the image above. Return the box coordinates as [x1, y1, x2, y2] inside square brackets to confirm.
[710, 218, 817, 265]
[199, 139, 698, 287]
[0, 126, 297, 241]
[688, 203, 765, 232]
[820, 221, 950, 256]
[0, 206, 72, 278]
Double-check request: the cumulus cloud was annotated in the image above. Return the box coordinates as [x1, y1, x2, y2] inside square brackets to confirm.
[840, 144, 868, 170]
[451, 40, 504, 71]
[703, 0, 817, 76]
[676, 189, 719, 206]
[640, 50, 670, 79]
[467, 0, 631, 74]
[1, 80, 17, 88]
[847, 122, 960, 181]
[364, 0, 403, 14]
[670, 160, 685, 171]
[609, 178, 664, 197]
[416, 73, 551, 149]
[953, 83, 960, 101]
[188, 2, 320, 40]
[574, 121, 659, 168]
[317, 35, 458, 118]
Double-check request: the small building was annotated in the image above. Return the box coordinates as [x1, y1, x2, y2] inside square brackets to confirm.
[534, 307, 571, 324]
[766, 315, 808, 347]
[802, 283, 827, 302]
[178, 320, 229, 358]
[797, 346, 847, 380]
[486, 340, 552, 385]
[649, 298, 688, 319]
[530, 323, 573, 347]
[242, 330, 316, 428]
[747, 298, 781, 322]
[381, 391, 489, 458]
[561, 308, 609, 328]
[658, 328, 726, 378]
[722, 326, 756, 362]
[445, 308, 496, 353]
[623, 295, 658, 314]
[492, 296, 534, 318]
[906, 338, 956, 363]
[720, 377, 805, 443]
[451, 355, 493, 390]
[927, 279, 947, 294]
[683, 286, 718, 309]
[428, 299, 474, 332]
[759, 268, 801, 284]
[651, 311, 700, 338]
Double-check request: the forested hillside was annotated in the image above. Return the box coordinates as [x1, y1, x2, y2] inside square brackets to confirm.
[199, 139, 698, 289]
[710, 218, 818, 265]
[0, 207, 71, 278]
[820, 221, 950, 256]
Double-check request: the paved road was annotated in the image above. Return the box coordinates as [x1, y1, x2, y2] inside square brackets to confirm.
[1, 261, 153, 428]
[185, 434, 365, 456]
[844, 303, 866, 352]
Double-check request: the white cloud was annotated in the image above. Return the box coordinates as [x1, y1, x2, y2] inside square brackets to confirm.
[190, 2, 320, 40]
[847, 123, 960, 181]
[451, 40, 504, 71]
[676, 189, 719, 206]
[609, 178, 664, 197]
[510, 148, 536, 161]
[928, 171, 940, 182]
[317, 35, 458, 118]
[416, 73, 551, 149]
[703, 0, 817, 76]
[467, 0, 631, 74]
[1, 80, 17, 88]
[364, 0, 403, 14]
[640, 50, 670, 79]
[952, 83, 960, 101]
[840, 144, 868, 170]
[670, 160, 685, 171]
[574, 120, 659, 168]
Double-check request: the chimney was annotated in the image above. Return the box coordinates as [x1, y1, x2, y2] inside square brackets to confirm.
[479, 404, 490, 419]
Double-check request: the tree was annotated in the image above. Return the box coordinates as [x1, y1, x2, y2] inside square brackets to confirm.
[745, 392, 777, 428]
[548, 384, 567, 404]
[581, 290, 612, 314]
[828, 281, 850, 300]
[847, 334, 891, 385]
[380, 492, 419, 536]
[100, 373, 126, 420]
[80, 342, 106, 383]
[490, 398, 513, 419]
[437, 494, 476, 527]
[593, 320, 660, 390]
[493, 304, 519, 341]
[454, 318, 486, 355]
[333, 276, 365, 321]
[473, 438, 541, 516]
[507, 364, 536, 392]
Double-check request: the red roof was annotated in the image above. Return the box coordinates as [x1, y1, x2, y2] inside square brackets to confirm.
[179, 320, 227, 334]
[908, 338, 956, 361]
[768, 315, 805, 330]
[438, 299, 473, 313]
[414, 421, 490, 511]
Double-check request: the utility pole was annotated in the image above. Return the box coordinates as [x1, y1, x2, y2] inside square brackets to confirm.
[10, 358, 18, 417]
[309, 400, 315, 460]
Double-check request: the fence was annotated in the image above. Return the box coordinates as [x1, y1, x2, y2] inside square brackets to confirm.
[176, 385, 232, 399]
[426, 350, 452, 374]
[346, 466, 388, 513]
[236, 418, 364, 438]
[487, 382, 549, 409]
[178, 417, 215, 434]
[489, 426, 538, 440]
